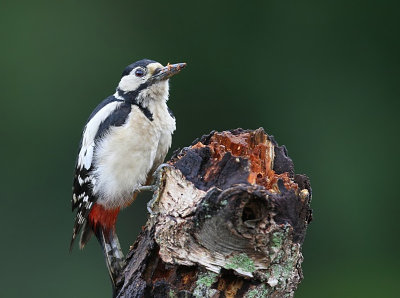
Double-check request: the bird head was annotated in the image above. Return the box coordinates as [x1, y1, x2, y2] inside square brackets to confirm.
[117, 59, 186, 103]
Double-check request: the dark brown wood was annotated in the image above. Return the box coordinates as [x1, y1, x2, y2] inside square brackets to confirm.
[116, 128, 312, 298]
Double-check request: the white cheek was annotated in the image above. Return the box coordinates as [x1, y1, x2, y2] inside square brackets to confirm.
[118, 75, 143, 92]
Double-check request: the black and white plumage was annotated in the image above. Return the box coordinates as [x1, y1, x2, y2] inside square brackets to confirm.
[70, 59, 186, 292]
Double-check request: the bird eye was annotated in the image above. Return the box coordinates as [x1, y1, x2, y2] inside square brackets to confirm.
[134, 68, 145, 77]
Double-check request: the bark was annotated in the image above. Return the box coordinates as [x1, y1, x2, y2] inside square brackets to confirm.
[116, 128, 312, 298]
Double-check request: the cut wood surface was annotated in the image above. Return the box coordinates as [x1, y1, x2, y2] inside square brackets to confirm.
[116, 128, 312, 298]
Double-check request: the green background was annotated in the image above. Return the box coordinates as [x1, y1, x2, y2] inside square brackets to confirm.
[1, 0, 399, 297]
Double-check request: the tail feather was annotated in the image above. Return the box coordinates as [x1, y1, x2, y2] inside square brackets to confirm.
[95, 225, 125, 296]
[70, 203, 124, 296]
[69, 214, 93, 252]
[79, 221, 93, 249]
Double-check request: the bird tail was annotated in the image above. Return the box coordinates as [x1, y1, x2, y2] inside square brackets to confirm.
[95, 225, 125, 297]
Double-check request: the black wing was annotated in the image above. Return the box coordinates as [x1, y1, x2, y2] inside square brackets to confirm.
[70, 96, 132, 250]
[70, 143, 97, 250]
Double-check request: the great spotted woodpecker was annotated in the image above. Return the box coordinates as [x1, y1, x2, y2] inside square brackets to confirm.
[70, 59, 186, 293]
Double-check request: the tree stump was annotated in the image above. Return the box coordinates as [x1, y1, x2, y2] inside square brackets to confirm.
[116, 128, 312, 298]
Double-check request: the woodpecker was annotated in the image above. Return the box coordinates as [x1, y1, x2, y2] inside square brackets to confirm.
[70, 59, 186, 292]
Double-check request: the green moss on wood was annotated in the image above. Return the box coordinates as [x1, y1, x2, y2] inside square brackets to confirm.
[226, 253, 255, 273]
[193, 271, 218, 298]
[168, 289, 176, 298]
[245, 285, 269, 298]
[271, 231, 284, 249]
[196, 272, 217, 287]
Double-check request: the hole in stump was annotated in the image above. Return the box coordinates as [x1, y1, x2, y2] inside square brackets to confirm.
[241, 199, 264, 222]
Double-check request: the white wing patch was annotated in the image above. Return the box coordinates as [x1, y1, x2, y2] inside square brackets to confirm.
[77, 101, 122, 170]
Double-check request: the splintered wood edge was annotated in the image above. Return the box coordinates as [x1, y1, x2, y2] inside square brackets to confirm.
[170, 128, 302, 194]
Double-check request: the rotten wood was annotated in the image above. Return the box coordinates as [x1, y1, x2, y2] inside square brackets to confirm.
[116, 128, 312, 298]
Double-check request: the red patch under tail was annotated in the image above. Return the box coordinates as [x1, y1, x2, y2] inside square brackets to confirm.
[89, 203, 120, 232]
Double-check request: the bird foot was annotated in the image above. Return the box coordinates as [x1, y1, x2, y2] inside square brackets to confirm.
[146, 163, 172, 214]
[136, 163, 172, 193]
[152, 163, 172, 184]
[136, 185, 157, 192]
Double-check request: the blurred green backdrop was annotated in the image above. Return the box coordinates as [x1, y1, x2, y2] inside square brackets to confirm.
[1, 0, 399, 297]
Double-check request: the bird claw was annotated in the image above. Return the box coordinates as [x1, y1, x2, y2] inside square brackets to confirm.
[146, 163, 172, 214]
[152, 163, 171, 183]
[136, 185, 157, 192]
[147, 197, 157, 215]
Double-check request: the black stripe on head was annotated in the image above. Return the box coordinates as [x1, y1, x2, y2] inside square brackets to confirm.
[121, 59, 157, 77]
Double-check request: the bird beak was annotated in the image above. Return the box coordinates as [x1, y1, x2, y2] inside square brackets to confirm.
[151, 62, 187, 81]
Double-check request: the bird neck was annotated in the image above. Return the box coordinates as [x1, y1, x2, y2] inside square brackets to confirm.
[115, 88, 153, 121]
[116, 88, 140, 104]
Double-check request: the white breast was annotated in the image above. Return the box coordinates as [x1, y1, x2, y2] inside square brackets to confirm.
[92, 103, 175, 209]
